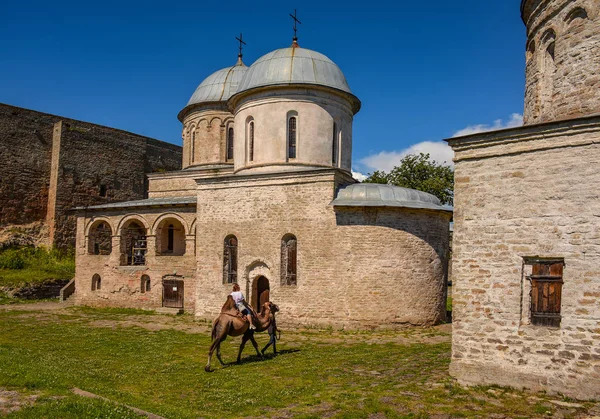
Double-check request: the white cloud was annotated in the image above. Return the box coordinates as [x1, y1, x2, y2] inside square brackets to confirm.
[359, 141, 455, 174]
[352, 171, 368, 182]
[453, 113, 523, 137]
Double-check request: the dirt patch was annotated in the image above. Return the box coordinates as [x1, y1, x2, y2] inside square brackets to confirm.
[0, 388, 39, 414]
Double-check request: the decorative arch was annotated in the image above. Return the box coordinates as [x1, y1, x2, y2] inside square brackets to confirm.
[244, 260, 273, 312]
[246, 116, 255, 163]
[189, 218, 197, 236]
[150, 213, 189, 236]
[226, 120, 235, 161]
[117, 214, 150, 233]
[209, 116, 222, 127]
[85, 217, 114, 237]
[565, 7, 588, 24]
[141, 274, 151, 293]
[87, 219, 113, 255]
[540, 28, 557, 46]
[154, 216, 187, 256]
[118, 216, 148, 266]
[526, 39, 536, 62]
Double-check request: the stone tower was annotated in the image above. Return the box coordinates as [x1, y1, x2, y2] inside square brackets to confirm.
[177, 57, 247, 169]
[522, 0, 600, 124]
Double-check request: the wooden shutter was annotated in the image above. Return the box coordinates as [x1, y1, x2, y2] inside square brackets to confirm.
[530, 261, 563, 327]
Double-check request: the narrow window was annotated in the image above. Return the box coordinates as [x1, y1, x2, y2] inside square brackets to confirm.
[99, 185, 107, 197]
[227, 127, 234, 160]
[332, 122, 338, 165]
[167, 224, 174, 252]
[525, 258, 564, 327]
[141, 275, 150, 293]
[191, 130, 196, 164]
[281, 234, 297, 286]
[247, 121, 255, 162]
[288, 117, 297, 159]
[92, 274, 101, 291]
[223, 235, 238, 284]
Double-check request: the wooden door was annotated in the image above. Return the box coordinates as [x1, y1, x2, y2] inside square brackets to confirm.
[163, 279, 184, 308]
[256, 276, 270, 311]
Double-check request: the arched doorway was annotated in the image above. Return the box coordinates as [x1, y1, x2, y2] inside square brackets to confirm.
[253, 276, 270, 312]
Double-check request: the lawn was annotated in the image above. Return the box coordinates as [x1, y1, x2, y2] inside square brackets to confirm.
[0, 247, 74, 288]
[0, 305, 597, 418]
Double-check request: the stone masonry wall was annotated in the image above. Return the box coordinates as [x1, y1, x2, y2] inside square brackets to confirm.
[523, 0, 600, 124]
[0, 103, 182, 248]
[448, 116, 600, 400]
[194, 169, 450, 328]
[74, 207, 197, 312]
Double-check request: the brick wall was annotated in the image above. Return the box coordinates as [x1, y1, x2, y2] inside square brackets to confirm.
[447, 116, 600, 400]
[0, 103, 182, 248]
[194, 169, 450, 328]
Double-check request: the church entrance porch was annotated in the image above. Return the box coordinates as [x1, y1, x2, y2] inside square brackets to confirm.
[162, 277, 184, 309]
[252, 276, 270, 312]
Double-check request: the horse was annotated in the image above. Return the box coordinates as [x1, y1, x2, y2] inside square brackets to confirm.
[205, 295, 279, 372]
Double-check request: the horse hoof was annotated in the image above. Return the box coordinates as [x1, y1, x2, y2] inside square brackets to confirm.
[204, 366, 212, 372]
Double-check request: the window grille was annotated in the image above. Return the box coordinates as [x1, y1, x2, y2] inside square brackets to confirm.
[249, 122, 254, 162]
[227, 127, 234, 160]
[288, 117, 297, 159]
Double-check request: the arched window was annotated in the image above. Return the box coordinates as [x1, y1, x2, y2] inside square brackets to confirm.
[88, 221, 112, 255]
[565, 7, 588, 24]
[156, 218, 186, 256]
[223, 235, 238, 284]
[281, 234, 297, 286]
[539, 29, 556, 117]
[120, 221, 147, 266]
[141, 275, 151, 293]
[227, 127, 234, 160]
[248, 120, 255, 162]
[191, 130, 196, 164]
[92, 274, 101, 291]
[332, 121, 338, 165]
[288, 116, 297, 159]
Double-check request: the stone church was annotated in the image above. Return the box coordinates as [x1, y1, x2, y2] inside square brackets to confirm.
[72, 36, 452, 328]
[448, 0, 600, 400]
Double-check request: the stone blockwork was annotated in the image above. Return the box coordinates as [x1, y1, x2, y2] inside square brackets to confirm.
[194, 169, 450, 328]
[0, 103, 182, 248]
[74, 207, 197, 312]
[522, 0, 600, 124]
[447, 116, 600, 400]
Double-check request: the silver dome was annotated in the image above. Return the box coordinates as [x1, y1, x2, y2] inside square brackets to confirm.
[186, 59, 248, 106]
[236, 47, 354, 95]
[331, 183, 452, 212]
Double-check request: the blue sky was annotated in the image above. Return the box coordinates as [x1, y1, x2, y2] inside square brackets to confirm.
[0, 1, 526, 177]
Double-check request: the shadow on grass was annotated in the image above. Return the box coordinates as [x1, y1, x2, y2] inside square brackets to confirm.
[229, 348, 301, 367]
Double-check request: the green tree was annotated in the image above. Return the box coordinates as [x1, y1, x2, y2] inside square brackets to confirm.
[363, 153, 454, 205]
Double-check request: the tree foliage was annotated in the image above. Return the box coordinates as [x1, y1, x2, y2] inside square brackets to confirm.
[363, 153, 454, 205]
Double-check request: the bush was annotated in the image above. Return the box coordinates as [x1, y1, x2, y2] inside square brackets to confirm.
[0, 249, 26, 269]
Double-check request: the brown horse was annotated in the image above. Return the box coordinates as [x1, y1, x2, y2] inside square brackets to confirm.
[205, 295, 279, 372]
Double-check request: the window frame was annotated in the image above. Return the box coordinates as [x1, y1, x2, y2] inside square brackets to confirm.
[288, 116, 297, 159]
[223, 235, 238, 284]
[281, 234, 297, 286]
[524, 257, 564, 328]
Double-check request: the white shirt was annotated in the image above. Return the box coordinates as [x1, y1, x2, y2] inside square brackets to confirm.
[231, 291, 245, 304]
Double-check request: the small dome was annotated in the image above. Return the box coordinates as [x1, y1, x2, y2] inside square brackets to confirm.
[186, 59, 248, 106]
[236, 46, 355, 96]
[331, 183, 452, 212]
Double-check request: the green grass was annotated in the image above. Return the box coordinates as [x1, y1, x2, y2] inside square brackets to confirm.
[0, 307, 593, 418]
[0, 292, 58, 306]
[0, 246, 75, 287]
[446, 296, 452, 312]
